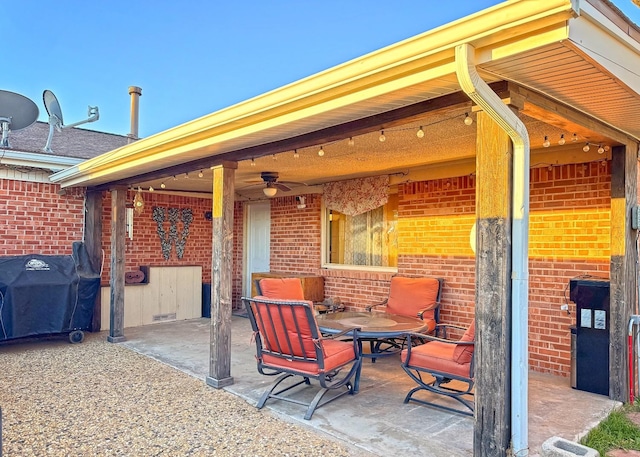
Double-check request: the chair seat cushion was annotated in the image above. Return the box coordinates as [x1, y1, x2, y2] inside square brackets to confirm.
[262, 339, 356, 376]
[401, 341, 471, 379]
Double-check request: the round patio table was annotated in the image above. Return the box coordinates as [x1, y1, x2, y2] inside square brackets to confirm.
[316, 311, 428, 360]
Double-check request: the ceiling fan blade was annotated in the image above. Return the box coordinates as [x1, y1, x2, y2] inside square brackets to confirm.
[275, 183, 291, 192]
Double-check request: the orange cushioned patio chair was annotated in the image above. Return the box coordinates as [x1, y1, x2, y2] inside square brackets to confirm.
[364, 276, 444, 359]
[243, 295, 362, 420]
[400, 320, 475, 416]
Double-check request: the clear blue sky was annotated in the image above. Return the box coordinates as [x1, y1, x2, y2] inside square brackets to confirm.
[5, 0, 640, 138]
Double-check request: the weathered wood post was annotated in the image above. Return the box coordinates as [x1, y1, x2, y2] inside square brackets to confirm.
[206, 161, 237, 388]
[108, 186, 126, 343]
[85, 189, 103, 332]
[475, 110, 513, 455]
[609, 143, 638, 401]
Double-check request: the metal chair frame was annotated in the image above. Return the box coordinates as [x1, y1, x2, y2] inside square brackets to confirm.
[243, 296, 362, 420]
[401, 325, 475, 416]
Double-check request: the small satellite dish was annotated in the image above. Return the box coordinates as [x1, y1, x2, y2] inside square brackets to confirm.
[0, 90, 39, 148]
[43, 90, 63, 126]
[42, 89, 99, 153]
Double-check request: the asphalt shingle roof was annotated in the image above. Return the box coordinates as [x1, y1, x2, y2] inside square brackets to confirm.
[5, 121, 129, 159]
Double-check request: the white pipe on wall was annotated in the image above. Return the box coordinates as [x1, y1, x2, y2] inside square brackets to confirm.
[455, 43, 531, 457]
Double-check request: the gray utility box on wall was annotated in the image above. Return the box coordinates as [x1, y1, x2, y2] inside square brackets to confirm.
[569, 277, 610, 396]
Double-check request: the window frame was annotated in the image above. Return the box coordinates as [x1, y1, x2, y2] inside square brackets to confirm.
[320, 201, 398, 273]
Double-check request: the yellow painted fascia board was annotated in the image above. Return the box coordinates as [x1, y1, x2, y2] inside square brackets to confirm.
[52, 0, 577, 188]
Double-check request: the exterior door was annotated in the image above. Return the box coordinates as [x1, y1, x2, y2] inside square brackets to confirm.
[244, 202, 271, 297]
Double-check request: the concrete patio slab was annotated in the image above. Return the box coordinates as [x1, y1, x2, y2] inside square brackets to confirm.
[119, 317, 620, 456]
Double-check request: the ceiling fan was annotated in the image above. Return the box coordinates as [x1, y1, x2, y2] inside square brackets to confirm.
[260, 171, 292, 197]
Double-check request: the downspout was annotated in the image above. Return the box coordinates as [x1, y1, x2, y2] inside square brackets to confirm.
[455, 43, 530, 457]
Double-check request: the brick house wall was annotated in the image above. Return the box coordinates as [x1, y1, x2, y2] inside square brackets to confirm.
[0, 160, 613, 377]
[100, 190, 214, 285]
[254, 162, 611, 377]
[0, 180, 85, 255]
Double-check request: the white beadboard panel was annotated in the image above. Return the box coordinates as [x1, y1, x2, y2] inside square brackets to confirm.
[100, 266, 202, 330]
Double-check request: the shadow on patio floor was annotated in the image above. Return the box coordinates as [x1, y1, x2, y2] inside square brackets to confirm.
[118, 317, 619, 457]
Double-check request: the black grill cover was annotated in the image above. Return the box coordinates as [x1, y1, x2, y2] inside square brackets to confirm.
[0, 242, 100, 341]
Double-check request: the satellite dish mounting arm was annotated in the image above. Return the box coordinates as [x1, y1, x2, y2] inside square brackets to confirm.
[62, 105, 99, 128]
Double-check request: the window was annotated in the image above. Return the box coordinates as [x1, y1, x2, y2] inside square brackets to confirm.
[323, 194, 398, 270]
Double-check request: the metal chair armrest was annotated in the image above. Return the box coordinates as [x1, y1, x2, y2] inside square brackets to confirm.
[365, 299, 388, 312]
[416, 301, 440, 319]
[325, 326, 362, 359]
[324, 326, 361, 340]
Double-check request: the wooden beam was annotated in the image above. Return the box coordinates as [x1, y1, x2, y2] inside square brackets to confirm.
[609, 143, 638, 401]
[474, 111, 512, 455]
[107, 187, 126, 343]
[206, 161, 237, 388]
[85, 190, 103, 332]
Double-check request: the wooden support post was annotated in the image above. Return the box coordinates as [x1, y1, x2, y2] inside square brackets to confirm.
[85, 190, 103, 332]
[206, 162, 237, 388]
[609, 143, 638, 401]
[474, 111, 512, 455]
[108, 187, 126, 343]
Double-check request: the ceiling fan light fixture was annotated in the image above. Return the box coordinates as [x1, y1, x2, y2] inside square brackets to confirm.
[263, 186, 277, 197]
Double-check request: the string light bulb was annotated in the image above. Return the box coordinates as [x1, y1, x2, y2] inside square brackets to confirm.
[543, 136, 550, 148]
[464, 113, 473, 126]
[184, 172, 189, 179]
[272, 154, 277, 160]
[318, 146, 325, 157]
[250, 158, 256, 167]
[604, 145, 610, 152]
[572, 133, 578, 143]
[160, 182, 166, 189]
[348, 137, 354, 146]
[558, 134, 565, 146]
[149, 186, 154, 192]
[416, 126, 425, 138]
[379, 130, 386, 142]
[293, 149, 299, 158]
[583, 143, 590, 152]
[597, 145, 605, 154]
[198, 170, 204, 178]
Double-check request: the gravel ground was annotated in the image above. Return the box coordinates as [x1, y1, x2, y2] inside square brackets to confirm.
[0, 332, 359, 457]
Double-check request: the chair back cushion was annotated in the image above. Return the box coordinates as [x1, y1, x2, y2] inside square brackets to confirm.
[386, 276, 441, 319]
[258, 278, 305, 300]
[452, 320, 475, 364]
[250, 296, 320, 359]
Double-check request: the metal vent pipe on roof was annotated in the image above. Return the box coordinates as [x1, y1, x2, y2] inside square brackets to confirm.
[128, 86, 142, 141]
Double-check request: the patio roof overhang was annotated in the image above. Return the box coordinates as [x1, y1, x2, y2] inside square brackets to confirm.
[50, 0, 640, 192]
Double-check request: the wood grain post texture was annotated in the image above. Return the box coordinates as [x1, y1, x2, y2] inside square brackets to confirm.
[609, 143, 638, 401]
[474, 111, 512, 456]
[85, 190, 103, 332]
[207, 162, 237, 388]
[108, 187, 126, 343]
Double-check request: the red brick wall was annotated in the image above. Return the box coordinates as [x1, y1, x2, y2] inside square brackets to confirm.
[0, 180, 85, 255]
[100, 190, 213, 285]
[232, 201, 244, 309]
[252, 164, 611, 377]
[269, 194, 322, 273]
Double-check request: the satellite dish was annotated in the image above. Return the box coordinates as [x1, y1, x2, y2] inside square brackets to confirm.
[43, 90, 63, 126]
[42, 89, 99, 153]
[0, 90, 39, 148]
